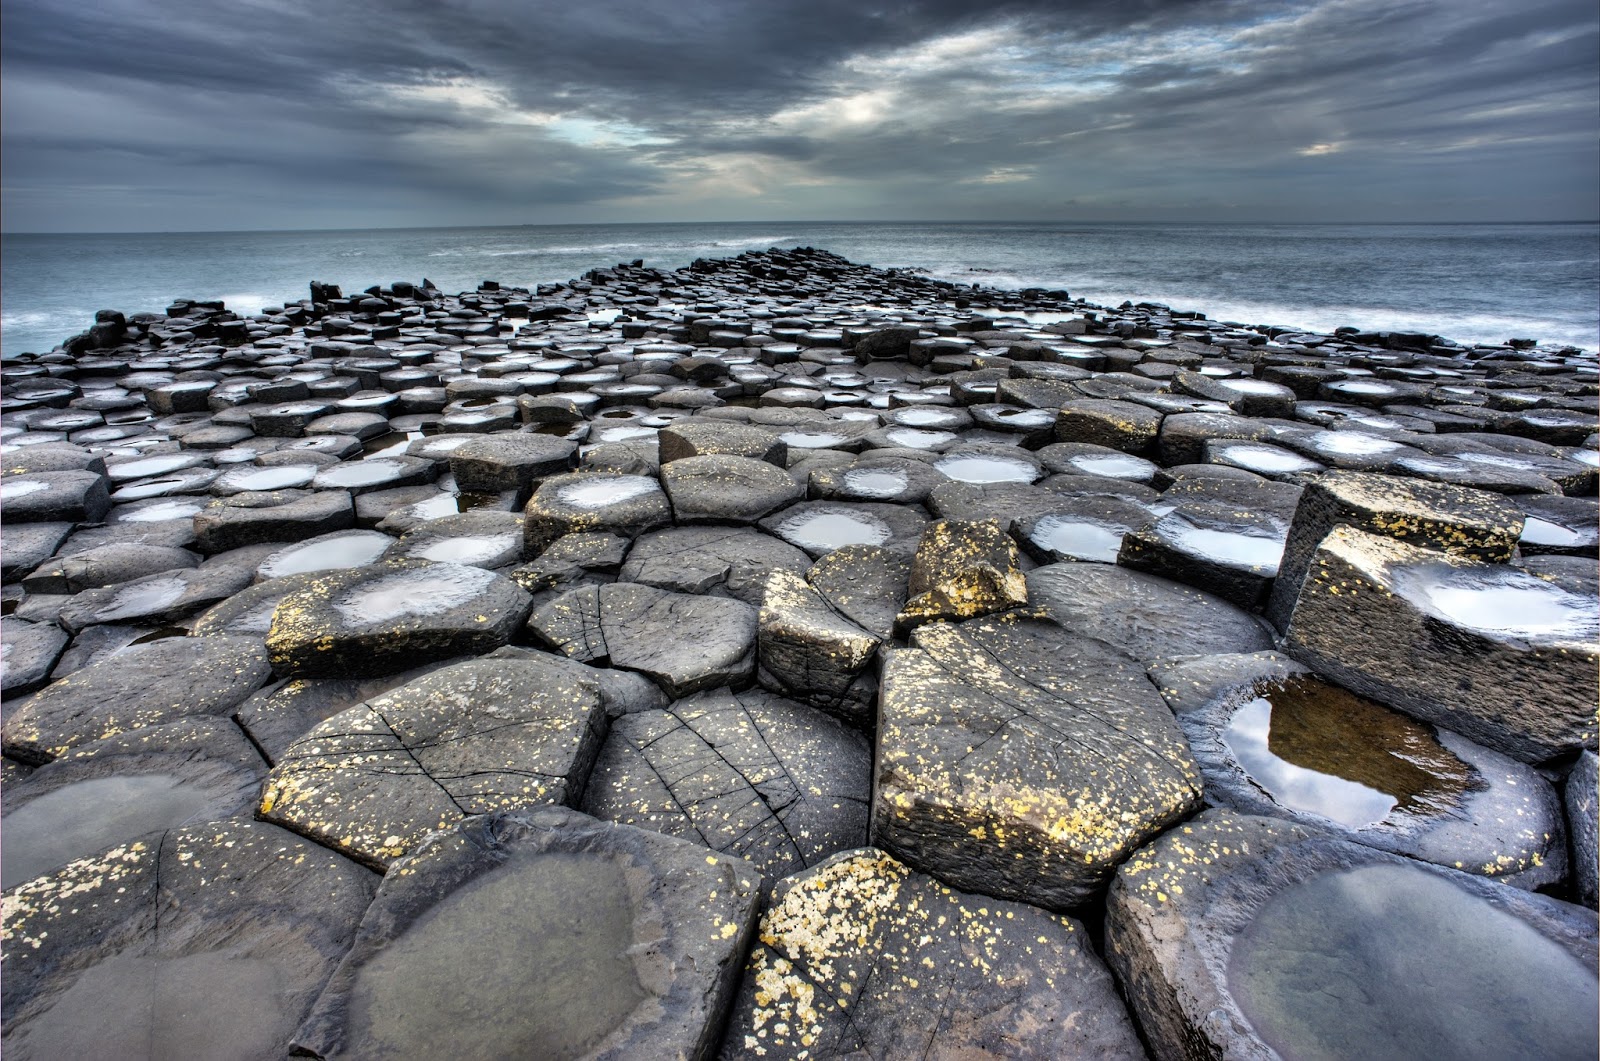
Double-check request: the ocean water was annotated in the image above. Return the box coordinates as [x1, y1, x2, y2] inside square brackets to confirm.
[2, 221, 1595, 357]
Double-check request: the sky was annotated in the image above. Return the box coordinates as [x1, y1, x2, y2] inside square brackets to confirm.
[2, 0, 1596, 232]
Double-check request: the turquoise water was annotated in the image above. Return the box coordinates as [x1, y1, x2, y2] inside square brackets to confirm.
[3, 220, 1596, 355]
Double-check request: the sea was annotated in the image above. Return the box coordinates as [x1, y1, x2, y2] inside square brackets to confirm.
[2, 221, 1596, 358]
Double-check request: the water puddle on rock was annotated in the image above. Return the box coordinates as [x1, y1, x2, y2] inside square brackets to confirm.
[333, 565, 496, 625]
[2, 774, 218, 889]
[344, 852, 648, 1059]
[1163, 521, 1284, 573]
[362, 431, 424, 459]
[93, 576, 189, 622]
[776, 509, 892, 552]
[259, 531, 394, 580]
[1228, 862, 1598, 1061]
[7, 951, 294, 1059]
[1, 480, 50, 499]
[1028, 517, 1127, 563]
[217, 464, 320, 493]
[315, 459, 413, 489]
[1310, 432, 1401, 458]
[556, 476, 659, 510]
[1067, 454, 1156, 480]
[593, 425, 658, 444]
[108, 454, 205, 481]
[843, 467, 910, 499]
[1223, 676, 1473, 829]
[883, 427, 957, 449]
[779, 431, 849, 449]
[1395, 564, 1599, 641]
[1219, 378, 1289, 395]
[116, 498, 206, 522]
[892, 408, 964, 428]
[1520, 516, 1586, 548]
[411, 533, 520, 565]
[1214, 444, 1322, 475]
[935, 454, 1039, 484]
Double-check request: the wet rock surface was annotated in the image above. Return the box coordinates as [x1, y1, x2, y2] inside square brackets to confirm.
[292, 807, 761, 1060]
[3, 247, 1597, 1055]
[1107, 810, 1598, 1061]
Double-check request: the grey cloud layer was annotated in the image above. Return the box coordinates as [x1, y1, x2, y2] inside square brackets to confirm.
[3, 0, 1594, 230]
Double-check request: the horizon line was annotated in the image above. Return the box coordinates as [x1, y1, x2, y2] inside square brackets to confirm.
[4, 218, 1598, 237]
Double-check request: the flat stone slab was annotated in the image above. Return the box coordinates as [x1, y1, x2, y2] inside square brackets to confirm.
[2, 818, 377, 1059]
[291, 808, 761, 1059]
[1153, 653, 1567, 891]
[266, 559, 532, 678]
[0, 618, 69, 697]
[1106, 809, 1598, 1061]
[582, 687, 869, 878]
[56, 562, 257, 634]
[193, 488, 356, 553]
[529, 582, 757, 697]
[1028, 561, 1275, 662]
[0, 470, 111, 523]
[0, 717, 266, 891]
[874, 612, 1202, 910]
[1568, 751, 1598, 909]
[1283, 525, 1598, 762]
[618, 525, 811, 606]
[2, 635, 272, 763]
[259, 656, 607, 869]
[803, 544, 910, 642]
[447, 432, 577, 499]
[662, 453, 802, 523]
[233, 660, 460, 764]
[721, 849, 1146, 1059]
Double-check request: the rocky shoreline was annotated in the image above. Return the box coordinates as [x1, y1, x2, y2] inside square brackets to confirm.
[2, 246, 1596, 1058]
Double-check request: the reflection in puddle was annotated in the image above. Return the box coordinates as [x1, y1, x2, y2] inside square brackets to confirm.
[556, 476, 659, 510]
[1067, 454, 1156, 480]
[345, 853, 647, 1058]
[1163, 521, 1284, 572]
[1223, 677, 1473, 829]
[776, 509, 892, 552]
[93, 576, 189, 622]
[333, 565, 496, 625]
[216, 464, 319, 492]
[1213, 443, 1322, 475]
[116, 498, 206, 522]
[259, 531, 394, 580]
[1229, 863, 1598, 1061]
[1396, 564, 1598, 641]
[842, 467, 909, 498]
[315, 459, 414, 489]
[1519, 516, 1586, 548]
[883, 427, 957, 449]
[2, 775, 217, 889]
[935, 455, 1038, 484]
[411, 533, 520, 566]
[780, 431, 849, 449]
[1029, 517, 1126, 563]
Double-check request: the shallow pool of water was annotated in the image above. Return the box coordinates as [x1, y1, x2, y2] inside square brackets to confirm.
[555, 476, 660, 510]
[1029, 517, 1127, 563]
[333, 565, 497, 625]
[1163, 522, 1284, 572]
[843, 467, 909, 498]
[216, 464, 320, 493]
[258, 531, 394, 580]
[2, 774, 220, 889]
[775, 509, 893, 552]
[1067, 454, 1156, 480]
[116, 498, 206, 522]
[1214, 444, 1322, 475]
[343, 852, 649, 1058]
[411, 533, 520, 565]
[315, 459, 416, 489]
[883, 427, 958, 449]
[92, 576, 189, 622]
[935, 454, 1038, 484]
[1221, 677, 1473, 829]
[1398, 564, 1598, 641]
[1228, 862, 1598, 1061]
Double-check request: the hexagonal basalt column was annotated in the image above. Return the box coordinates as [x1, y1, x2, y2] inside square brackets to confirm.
[872, 613, 1202, 910]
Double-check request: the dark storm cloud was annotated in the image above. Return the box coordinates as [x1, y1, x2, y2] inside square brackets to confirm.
[2, 0, 1595, 230]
